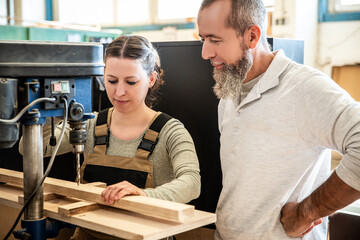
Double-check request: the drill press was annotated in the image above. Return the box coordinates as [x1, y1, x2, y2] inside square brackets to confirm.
[0, 40, 104, 239]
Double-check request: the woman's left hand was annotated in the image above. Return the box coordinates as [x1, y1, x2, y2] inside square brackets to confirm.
[101, 181, 147, 204]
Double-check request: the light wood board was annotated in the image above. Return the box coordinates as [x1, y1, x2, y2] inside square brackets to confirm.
[0, 168, 216, 239]
[0, 168, 194, 223]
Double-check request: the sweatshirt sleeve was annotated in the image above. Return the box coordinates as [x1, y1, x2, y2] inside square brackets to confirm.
[143, 119, 201, 203]
[295, 69, 360, 191]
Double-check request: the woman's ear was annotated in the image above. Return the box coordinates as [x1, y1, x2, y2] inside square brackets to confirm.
[149, 71, 158, 88]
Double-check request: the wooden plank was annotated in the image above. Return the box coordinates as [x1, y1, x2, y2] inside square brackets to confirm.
[44, 177, 194, 223]
[44, 183, 107, 204]
[0, 168, 194, 223]
[58, 201, 99, 216]
[18, 191, 63, 204]
[0, 184, 23, 209]
[0, 183, 216, 240]
[84, 182, 107, 188]
[0, 169, 23, 186]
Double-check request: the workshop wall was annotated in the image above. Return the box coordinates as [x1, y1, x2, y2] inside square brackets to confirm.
[318, 21, 360, 76]
[271, 0, 360, 77]
[272, 0, 318, 67]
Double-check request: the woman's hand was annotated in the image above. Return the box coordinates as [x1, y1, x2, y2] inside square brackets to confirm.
[101, 181, 147, 204]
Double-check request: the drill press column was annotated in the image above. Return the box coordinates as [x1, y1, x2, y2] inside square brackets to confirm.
[22, 124, 44, 220]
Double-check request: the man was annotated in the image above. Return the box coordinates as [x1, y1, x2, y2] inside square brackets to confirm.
[197, 0, 360, 239]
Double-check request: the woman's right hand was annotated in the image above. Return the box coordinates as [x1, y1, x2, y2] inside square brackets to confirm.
[101, 181, 147, 204]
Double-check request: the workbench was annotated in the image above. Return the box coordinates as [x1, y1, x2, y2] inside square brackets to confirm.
[0, 168, 216, 240]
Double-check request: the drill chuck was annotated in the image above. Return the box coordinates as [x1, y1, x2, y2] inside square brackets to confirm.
[69, 128, 86, 146]
[72, 144, 84, 155]
[69, 121, 87, 143]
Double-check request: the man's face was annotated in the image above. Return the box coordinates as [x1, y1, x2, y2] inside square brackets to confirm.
[212, 44, 253, 99]
[198, 0, 253, 99]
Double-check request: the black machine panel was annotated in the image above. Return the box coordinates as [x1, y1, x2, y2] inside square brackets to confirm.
[153, 41, 221, 214]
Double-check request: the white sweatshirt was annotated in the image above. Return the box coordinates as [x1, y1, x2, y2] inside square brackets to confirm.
[215, 50, 360, 240]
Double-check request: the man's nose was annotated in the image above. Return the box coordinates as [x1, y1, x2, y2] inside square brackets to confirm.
[201, 40, 215, 60]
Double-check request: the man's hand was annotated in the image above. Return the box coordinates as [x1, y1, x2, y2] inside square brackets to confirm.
[101, 181, 147, 204]
[281, 172, 360, 237]
[280, 202, 323, 237]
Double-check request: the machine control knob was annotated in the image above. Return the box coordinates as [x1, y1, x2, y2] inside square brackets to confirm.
[69, 102, 84, 121]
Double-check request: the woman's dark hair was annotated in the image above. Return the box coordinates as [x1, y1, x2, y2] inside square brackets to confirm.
[104, 35, 164, 108]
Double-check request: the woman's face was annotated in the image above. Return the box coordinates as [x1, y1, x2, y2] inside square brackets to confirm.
[104, 57, 154, 114]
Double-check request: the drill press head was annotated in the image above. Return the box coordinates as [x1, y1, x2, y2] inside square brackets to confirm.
[0, 40, 104, 148]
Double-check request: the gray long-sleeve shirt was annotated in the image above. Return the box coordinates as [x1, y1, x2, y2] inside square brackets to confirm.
[215, 50, 360, 240]
[38, 113, 201, 204]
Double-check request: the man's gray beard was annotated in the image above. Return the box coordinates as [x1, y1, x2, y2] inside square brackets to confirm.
[212, 49, 253, 99]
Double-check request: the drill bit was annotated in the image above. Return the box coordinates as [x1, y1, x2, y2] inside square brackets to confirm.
[76, 153, 81, 186]
[69, 120, 86, 186]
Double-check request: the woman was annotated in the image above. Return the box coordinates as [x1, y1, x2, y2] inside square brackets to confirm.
[41, 35, 201, 239]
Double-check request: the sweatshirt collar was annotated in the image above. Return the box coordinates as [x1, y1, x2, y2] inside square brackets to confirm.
[238, 49, 292, 108]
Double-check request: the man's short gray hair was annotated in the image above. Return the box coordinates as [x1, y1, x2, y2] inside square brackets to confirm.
[200, 0, 268, 47]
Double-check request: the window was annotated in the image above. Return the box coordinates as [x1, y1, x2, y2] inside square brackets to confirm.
[319, 0, 360, 21]
[116, 0, 151, 25]
[333, 0, 360, 12]
[57, 0, 200, 26]
[0, 0, 45, 25]
[56, 0, 276, 27]
[0, 0, 7, 25]
[156, 0, 202, 23]
[57, 0, 114, 25]
[263, 0, 275, 7]
[22, 0, 46, 24]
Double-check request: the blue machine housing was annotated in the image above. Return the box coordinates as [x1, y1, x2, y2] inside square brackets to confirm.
[22, 77, 93, 124]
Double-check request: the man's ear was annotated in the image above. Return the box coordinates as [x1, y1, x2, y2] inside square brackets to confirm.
[244, 25, 262, 49]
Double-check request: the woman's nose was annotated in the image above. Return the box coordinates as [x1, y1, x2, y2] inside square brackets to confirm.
[115, 82, 126, 96]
